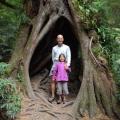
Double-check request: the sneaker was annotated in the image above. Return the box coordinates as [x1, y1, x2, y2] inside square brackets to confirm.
[62, 96, 66, 104]
[48, 97, 55, 103]
[57, 99, 61, 104]
[57, 96, 62, 104]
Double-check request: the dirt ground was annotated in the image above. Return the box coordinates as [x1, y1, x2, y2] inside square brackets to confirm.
[16, 70, 113, 120]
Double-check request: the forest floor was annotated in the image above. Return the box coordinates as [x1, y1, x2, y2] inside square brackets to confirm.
[16, 69, 113, 120]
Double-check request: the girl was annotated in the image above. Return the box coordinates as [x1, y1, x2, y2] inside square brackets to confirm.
[53, 54, 70, 104]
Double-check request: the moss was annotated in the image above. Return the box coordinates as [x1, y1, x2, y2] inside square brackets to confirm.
[16, 65, 24, 83]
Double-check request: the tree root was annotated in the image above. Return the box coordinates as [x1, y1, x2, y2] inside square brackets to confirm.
[27, 103, 35, 108]
[21, 113, 32, 116]
[38, 104, 50, 109]
[38, 108, 60, 120]
[54, 111, 73, 118]
[31, 69, 49, 90]
[40, 79, 49, 86]
[45, 111, 60, 120]
[62, 101, 74, 108]
[39, 86, 47, 91]
[25, 108, 35, 112]
[34, 92, 53, 107]
[38, 108, 49, 112]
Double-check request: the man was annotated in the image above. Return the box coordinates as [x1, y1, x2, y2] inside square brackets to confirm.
[48, 34, 71, 102]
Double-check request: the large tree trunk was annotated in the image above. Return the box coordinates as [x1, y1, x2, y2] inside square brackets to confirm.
[10, 0, 120, 119]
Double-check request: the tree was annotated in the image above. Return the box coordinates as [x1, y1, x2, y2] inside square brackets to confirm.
[9, 0, 120, 119]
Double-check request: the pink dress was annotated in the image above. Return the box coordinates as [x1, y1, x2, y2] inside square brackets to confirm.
[53, 62, 70, 81]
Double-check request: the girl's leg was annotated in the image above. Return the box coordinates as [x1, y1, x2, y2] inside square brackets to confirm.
[62, 82, 69, 104]
[57, 82, 62, 104]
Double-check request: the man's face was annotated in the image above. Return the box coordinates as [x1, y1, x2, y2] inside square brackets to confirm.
[57, 35, 64, 45]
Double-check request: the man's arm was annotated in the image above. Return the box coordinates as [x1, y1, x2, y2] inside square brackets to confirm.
[52, 47, 55, 63]
[66, 46, 71, 66]
[52, 62, 58, 80]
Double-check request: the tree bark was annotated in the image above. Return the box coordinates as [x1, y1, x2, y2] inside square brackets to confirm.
[9, 0, 120, 119]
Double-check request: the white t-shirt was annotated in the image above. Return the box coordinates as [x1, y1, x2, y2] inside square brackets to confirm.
[52, 44, 71, 66]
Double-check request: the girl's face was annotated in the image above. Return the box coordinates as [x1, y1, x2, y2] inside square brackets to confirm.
[59, 55, 65, 62]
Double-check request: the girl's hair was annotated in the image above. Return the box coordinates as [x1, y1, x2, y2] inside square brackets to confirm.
[59, 54, 66, 62]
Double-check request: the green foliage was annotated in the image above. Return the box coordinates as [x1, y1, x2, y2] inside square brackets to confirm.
[0, 0, 29, 62]
[97, 27, 120, 90]
[0, 0, 25, 113]
[92, 44, 105, 57]
[0, 62, 11, 78]
[0, 78, 21, 119]
[6, 0, 23, 7]
[113, 57, 120, 100]
[0, 62, 21, 119]
[74, 0, 120, 100]
[74, 0, 120, 29]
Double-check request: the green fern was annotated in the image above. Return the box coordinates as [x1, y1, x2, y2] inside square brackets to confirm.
[0, 78, 21, 119]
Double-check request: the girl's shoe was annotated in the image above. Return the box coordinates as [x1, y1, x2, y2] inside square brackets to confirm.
[63, 98, 66, 104]
[63, 101, 65, 104]
[57, 99, 61, 104]
[62, 95, 66, 104]
[57, 96, 62, 104]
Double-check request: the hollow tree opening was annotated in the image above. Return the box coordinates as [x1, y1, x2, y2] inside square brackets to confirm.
[9, 0, 120, 119]
[29, 16, 83, 95]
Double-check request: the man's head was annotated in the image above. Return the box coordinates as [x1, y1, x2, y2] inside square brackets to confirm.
[57, 34, 64, 46]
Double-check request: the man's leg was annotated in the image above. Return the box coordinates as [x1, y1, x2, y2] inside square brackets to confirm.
[48, 62, 57, 102]
[51, 79, 56, 98]
[48, 77, 56, 102]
